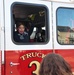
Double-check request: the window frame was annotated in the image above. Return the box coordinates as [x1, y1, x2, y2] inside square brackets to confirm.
[11, 2, 49, 45]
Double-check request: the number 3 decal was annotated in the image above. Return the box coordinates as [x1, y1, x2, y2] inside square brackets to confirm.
[29, 61, 40, 75]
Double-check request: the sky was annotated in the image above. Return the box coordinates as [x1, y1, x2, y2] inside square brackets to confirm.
[57, 8, 74, 28]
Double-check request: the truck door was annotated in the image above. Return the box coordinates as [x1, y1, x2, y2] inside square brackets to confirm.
[4, 0, 53, 75]
[53, 2, 74, 74]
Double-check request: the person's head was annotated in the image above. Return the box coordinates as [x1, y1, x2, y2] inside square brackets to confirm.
[39, 53, 73, 75]
[16, 22, 25, 34]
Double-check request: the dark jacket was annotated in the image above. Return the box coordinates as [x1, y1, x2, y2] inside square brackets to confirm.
[14, 31, 29, 43]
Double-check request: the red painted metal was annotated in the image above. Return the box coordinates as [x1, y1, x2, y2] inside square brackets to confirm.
[5, 50, 53, 75]
[2, 49, 74, 75]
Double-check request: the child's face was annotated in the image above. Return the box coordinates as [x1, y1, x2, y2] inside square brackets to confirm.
[18, 25, 25, 34]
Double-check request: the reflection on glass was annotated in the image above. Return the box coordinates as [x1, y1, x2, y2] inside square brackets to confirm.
[57, 8, 74, 44]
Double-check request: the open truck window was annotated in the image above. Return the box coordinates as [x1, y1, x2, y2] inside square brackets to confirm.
[11, 2, 49, 44]
[57, 7, 74, 45]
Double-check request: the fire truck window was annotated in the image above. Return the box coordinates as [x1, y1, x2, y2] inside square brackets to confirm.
[11, 3, 49, 44]
[57, 8, 74, 45]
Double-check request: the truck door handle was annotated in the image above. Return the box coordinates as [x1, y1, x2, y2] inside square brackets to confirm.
[10, 62, 20, 66]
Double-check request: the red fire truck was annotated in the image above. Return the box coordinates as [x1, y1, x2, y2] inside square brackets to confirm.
[0, 0, 74, 75]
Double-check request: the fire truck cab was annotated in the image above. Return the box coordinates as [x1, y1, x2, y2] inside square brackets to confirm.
[0, 0, 74, 75]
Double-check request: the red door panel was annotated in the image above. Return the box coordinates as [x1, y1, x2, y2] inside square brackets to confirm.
[5, 50, 53, 75]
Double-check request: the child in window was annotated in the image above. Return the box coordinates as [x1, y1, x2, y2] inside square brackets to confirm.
[14, 22, 29, 43]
